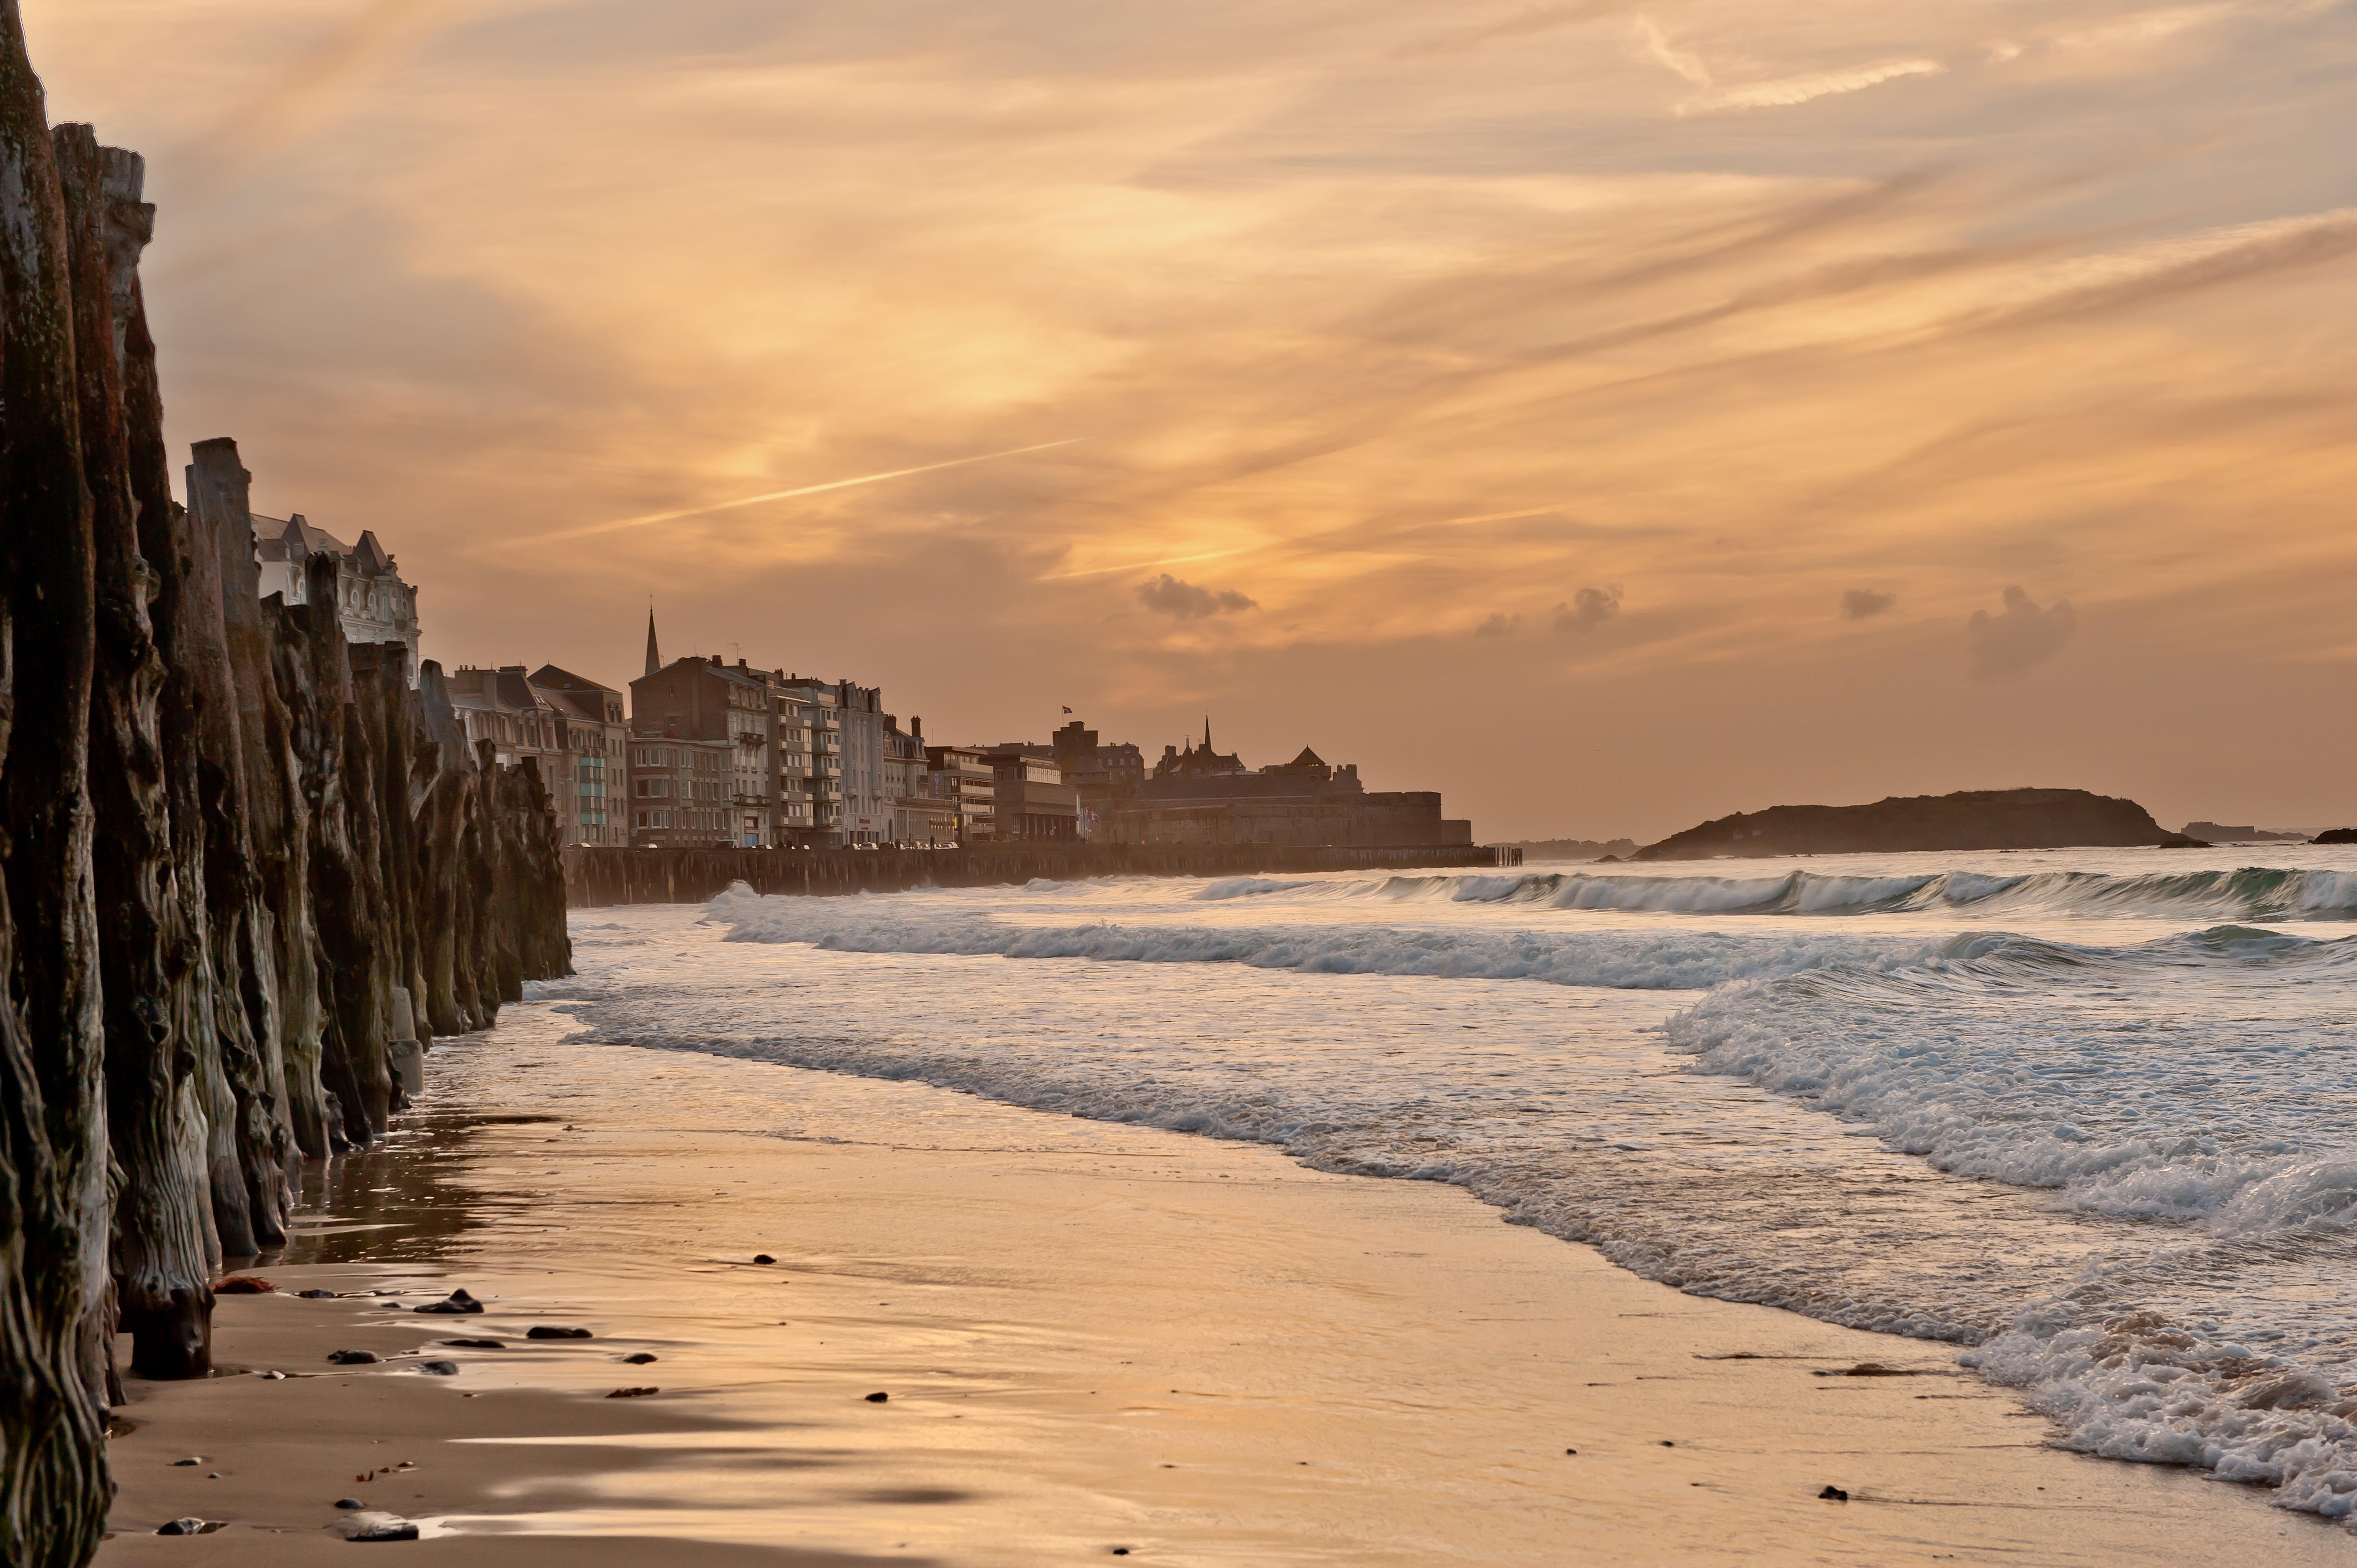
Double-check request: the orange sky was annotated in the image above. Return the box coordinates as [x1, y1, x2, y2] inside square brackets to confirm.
[25, 0, 2357, 839]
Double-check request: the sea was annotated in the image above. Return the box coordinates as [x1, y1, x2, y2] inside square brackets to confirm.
[537, 844, 2357, 1522]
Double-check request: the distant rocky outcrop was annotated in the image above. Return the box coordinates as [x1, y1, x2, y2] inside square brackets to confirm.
[1633, 788, 2201, 861]
[2313, 828, 2357, 846]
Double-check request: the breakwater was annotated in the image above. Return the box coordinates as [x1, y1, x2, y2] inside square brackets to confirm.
[0, 18, 571, 1563]
[567, 842, 1520, 906]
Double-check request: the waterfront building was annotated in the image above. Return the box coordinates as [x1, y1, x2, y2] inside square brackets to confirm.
[1109, 721, 1471, 847]
[251, 512, 422, 683]
[1050, 718, 1146, 839]
[889, 716, 953, 844]
[981, 744, 1081, 841]
[924, 745, 995, 841]
[525, 666, 629, 846]
[446, 664, 628, 845]
[630, 649, 777, 847]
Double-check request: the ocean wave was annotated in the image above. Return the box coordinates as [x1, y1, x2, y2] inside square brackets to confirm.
[1342, 865, 2357, 920]
[708, 885, 1943, 990]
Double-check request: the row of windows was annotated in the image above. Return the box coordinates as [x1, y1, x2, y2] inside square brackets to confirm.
[634, 808, 730, 831]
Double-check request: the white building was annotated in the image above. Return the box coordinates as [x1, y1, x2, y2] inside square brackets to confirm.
[252, 513, 421, 684]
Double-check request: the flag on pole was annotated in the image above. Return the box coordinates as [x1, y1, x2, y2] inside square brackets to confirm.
[1061, 706, 1072, 714]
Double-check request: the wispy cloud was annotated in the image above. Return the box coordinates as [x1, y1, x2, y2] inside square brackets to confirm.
[1137, 574, 1258, 619]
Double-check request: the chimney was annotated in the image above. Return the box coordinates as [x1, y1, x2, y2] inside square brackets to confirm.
[912, 715, 923, 738]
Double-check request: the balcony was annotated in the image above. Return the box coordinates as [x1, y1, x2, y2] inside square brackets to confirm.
[736, 730, 767, 748]
[816, 739, 841, 756]
[817, 784, 841, 800]
[817, 760, 842, 777]
[733, 792, 770, 807]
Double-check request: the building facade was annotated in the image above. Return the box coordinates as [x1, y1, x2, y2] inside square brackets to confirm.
[526, 666, 629, 846]
[924, 745, 995, 841]
[1050, 718, 1146, 840]
[1107, 723, 1471, 847]
[982, 745, 1081, 841]
[629, 651, 777, 847]
[252, 513, 422, 683]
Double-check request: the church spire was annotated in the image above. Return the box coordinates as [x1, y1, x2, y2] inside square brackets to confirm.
[1203, 714, 1211, 752]
[644, 605, 662, 678]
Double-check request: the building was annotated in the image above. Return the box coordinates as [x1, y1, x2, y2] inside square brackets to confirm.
[525, 666, 629, 846]
[1106, 721, 1472, 847]
[1050, 718, 1146, 840]
[768, 681, 838, 844]
[925, 745, 995, 841]
[981, 744, 1081, 841]
[889, 716, 953, 844]
[252, 513, 422, 683]
[629, 641, 777, 848]
[445, 664, 628, 846]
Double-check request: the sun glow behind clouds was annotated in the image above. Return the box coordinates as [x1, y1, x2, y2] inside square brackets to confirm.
[20, 0, 2357, 837]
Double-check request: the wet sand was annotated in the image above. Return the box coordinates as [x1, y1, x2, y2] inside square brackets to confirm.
[98, 1005, 2357, 1565]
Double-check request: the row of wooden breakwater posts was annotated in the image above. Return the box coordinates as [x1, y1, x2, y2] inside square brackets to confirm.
[0, 24, 573, 1565]
[566, 841, 1524, 906]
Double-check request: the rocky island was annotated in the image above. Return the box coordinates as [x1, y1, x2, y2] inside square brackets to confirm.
[1632, 787, 2201, 861]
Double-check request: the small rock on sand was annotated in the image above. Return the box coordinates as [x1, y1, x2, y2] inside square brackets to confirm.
[155, 1518, 217, 1535]
[169, 1457, 201, 1467]
[298, 1288, 338, 1299]
[525, 1325, 592, 1339]
[326, 1350, 380, 1365]
[413, 1288, 484, 1315]
[752, 1254, 776, 1265]
[350, 1520, 422, 1541]
[335, 1499, 365, 1510]
[216, 1275, 274, 1294]
[865, 1392, 889, 1403]
[606, 1387, 659, 1399]
[440, 1338, 503, 1349]
[417, 1361, 460, 1376]
[621, 1352, 658, 1365]
[1819, 1485, 1849, 1501]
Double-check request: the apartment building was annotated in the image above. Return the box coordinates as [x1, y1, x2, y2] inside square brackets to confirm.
[768, 680, 840, 844]
[526, 666, 629, 846]
[924, 745, 995, 841]
[251, 512, 423, 684]
[889, 716, 953, 843]
[628, 619, 779, 846]
[982, 745, 1081, 841]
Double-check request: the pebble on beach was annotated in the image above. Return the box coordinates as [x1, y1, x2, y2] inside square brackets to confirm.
[335, 1499, 365, 1510]
[350, 1520, 422, 1541]
[417, 1360, 460, 1376]
[753, 1254, 777, 1264]
[526, 1325, 592, 1339]
[865, 1391, 889, 1403]
[1819, 1485, 1850, 1501]
[607, 1386, 659, 1399]
[298, 1288, 338, 1299]
[327, 1350, 380, 1365]
[155, 1518, 218, 1535]
[215, 1275, 274, 1294]
[414, 1288, 484, 1315]
[441, 1338, 504, 1349]
[169, 1456, 201, 1466]
[621, 1352, 658, 1364]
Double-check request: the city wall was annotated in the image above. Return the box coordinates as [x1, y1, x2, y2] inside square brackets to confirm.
[566, 842, 1520, 906]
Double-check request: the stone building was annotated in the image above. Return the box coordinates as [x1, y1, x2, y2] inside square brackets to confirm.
[1107, 722, 1471, 847]
[981, 744, 1081, 841]
[445, 664, 628, 846]
[924, 745, 995, 841]
[629, 643, 776, 848]
[889, 716, 953, 843]
[525, 666, 629, 846]
[251, 512, 422, 683]
[1051, 718, 1146, 839]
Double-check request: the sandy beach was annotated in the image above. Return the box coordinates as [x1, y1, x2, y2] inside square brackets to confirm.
[93, 1002, 2355, 1566]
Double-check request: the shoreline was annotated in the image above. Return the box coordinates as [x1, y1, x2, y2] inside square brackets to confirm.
[97, 1004, 2355, 1565]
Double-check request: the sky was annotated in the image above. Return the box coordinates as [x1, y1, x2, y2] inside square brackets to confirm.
[21, 0, 2357, 841]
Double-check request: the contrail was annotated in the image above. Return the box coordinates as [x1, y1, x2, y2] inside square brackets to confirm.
[525, 439, 1082, 546]
[1041, 548, 1250, 582]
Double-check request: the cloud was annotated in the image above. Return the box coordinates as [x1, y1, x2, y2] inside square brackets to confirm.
[1554, 585, 1624, 632]
[1841, 588, 1897, 619]
[1967, 586, 2077, 679]
[1136, 573, 1258, 619]
[1474, 612, 1523, 637]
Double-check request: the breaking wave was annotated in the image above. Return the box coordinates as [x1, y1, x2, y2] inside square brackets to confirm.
[1342, 865, 2357, 920]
